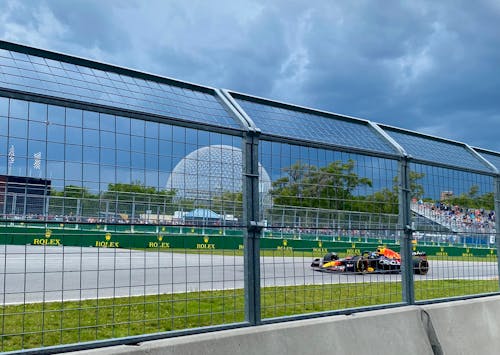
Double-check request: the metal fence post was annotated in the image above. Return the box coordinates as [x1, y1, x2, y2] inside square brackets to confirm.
[243, 130, 261, 325]
[2, 186, 6, 218]
[495, 176, 500, 290]
[399, 156, 415, 304]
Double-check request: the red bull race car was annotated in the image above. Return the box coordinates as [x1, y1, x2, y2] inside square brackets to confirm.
[311, 246, 429, 275]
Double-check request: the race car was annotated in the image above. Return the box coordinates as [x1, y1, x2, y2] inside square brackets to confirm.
[311, 246, 429, 275]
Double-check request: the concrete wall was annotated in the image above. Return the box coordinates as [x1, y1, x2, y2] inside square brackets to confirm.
[422, 296, 500, 354]
[68, 295, 500, 355]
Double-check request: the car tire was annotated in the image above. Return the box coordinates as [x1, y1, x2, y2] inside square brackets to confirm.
[413, 258, 429, 275]
[355, 258, 367, 273]
[311, 258, 321, 267]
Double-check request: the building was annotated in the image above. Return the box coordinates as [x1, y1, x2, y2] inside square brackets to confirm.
[440, 191, 453, 201]
[0, 174, 51, 216]
[166, 144, 271, 202]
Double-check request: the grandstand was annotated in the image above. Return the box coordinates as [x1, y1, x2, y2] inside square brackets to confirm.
[411, 201, 496, 246]
[411, 201, 495, 234]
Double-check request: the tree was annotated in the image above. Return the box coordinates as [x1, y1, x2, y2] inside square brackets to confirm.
[51, 185, 97, 199]
[271, 161, 310, 207]
[102, 181, 176, 216]
[392, 171, 425, 200]
[409, 171, 425, 199]
[269, 161, 429, 216]
[50, 186, 99, 216]
[361, 188, 398, 214]
[356, 171, 425, 215]
[211, 191, 243, 218]
[270, 159, 373, 211]
[446, 185, 494, 210]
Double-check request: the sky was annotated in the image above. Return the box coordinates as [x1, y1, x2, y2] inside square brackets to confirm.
[1, 0, 499, 153]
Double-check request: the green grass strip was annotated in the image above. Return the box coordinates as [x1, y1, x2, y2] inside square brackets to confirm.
[0, 280, 497, 352]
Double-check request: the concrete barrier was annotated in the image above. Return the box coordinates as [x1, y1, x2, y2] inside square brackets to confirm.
[422, 295, 500, 355]
[64, 295, 500, 355]
[67, 307, 434, 355]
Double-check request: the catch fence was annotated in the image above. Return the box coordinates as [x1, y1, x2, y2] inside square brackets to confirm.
[0, 40, 499, 353]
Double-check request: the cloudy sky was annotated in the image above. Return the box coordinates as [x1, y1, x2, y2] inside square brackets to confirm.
[1, 0, 499, 152]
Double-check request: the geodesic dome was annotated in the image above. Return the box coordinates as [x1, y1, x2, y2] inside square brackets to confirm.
[166, 145, 271, 202]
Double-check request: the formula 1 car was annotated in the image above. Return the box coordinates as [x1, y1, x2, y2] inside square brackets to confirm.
[311, 246, 429, 275]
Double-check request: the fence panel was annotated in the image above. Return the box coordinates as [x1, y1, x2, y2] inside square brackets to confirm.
[409, 163, 498, 301]
[258, 140, 404, 320]
[0, 41, 499, 354]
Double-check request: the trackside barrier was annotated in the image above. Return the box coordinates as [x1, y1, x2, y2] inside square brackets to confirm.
[63, 295, 500, 355]
[65, 307, 433, 355]
[421, 295, 500, 354]
[0, 226, 497, 257]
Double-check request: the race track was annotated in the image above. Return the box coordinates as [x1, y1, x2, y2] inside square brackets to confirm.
[0, 245, 497, 305]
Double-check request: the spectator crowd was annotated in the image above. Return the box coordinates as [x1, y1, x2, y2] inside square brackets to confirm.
[412, 199, 496, 234]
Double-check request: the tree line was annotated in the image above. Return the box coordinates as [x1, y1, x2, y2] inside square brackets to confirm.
[48, 159, 495, 218]
[269, 160, 494, 213]
[49, 182, 243, 217]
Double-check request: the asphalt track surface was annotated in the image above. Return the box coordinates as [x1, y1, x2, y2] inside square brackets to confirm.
[0, 245, 498, 305]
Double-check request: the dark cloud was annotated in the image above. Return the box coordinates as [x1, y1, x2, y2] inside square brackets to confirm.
[43, 0, 134, 53]
[0, 0, 499, 151]
[282, 2, 500, 151]
[147, 3, 289, 94]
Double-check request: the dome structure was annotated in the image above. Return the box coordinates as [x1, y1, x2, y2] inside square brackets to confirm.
[166, 145, 271, 202]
